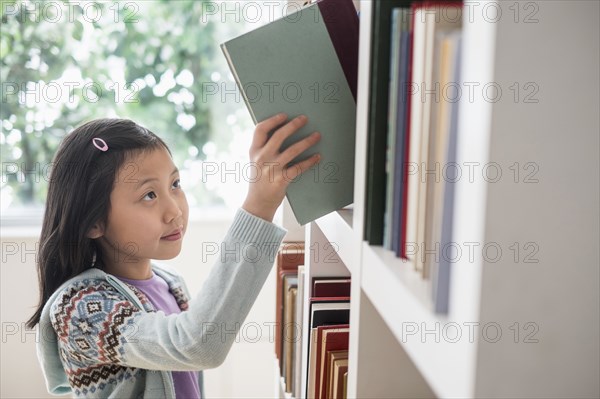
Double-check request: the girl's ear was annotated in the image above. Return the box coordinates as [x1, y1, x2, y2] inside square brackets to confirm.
[87, 223, 104, 239]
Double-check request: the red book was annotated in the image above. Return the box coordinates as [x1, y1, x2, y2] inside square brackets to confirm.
[312, 278, 351, 298]
[315, 326, 350, 399]
[310, 296, 351, 304]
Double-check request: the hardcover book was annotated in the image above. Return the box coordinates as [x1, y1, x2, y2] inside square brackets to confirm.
[311, 325, 349, 399]
[317, 328, 349, 399]
[294, 266, 306, 398]
[275, 243, 304, 364]
[221, 0, 359, 225]
[312, 277, 351, 298]
[281, 275, 298, 375]
[306, 299, 350, 396]
[330, 355, 348, 399]
[327, 350, 349, 398]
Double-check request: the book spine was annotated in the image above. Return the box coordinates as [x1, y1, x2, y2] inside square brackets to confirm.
[317, 0, 360, 102]
[400, 3, 417, 259]
[393, 9, 410, 258]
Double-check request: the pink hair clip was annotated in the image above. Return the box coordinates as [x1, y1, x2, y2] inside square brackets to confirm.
[92, 137, 108, 152]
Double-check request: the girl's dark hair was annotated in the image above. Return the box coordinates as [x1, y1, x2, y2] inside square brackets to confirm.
[26, 118, 170, 328]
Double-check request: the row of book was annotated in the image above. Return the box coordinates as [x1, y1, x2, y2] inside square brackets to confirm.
[275, 243, 352, 399]
[363, 1, 463, 313]
[222, 0, 459, 310]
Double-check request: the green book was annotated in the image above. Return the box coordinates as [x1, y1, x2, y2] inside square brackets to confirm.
[383, 8, 404, 250]
[220, 0, 358, 225]
[364, 0, 411, 244]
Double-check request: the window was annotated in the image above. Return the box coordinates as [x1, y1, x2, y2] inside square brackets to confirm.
[1, 0, 285, 225]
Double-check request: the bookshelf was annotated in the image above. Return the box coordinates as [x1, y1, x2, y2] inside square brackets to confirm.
[277, 1, 599, 398]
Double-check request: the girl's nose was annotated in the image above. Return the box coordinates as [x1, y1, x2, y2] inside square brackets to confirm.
[164, 195, 183, 223]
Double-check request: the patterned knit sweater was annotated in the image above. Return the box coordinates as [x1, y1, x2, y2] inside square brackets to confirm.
[37, 208, 287, 398]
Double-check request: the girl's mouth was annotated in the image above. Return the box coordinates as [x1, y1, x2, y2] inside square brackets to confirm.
[161, 228, 182, 241]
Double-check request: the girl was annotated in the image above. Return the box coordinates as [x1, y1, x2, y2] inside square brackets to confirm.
[27, 115, 321, 398]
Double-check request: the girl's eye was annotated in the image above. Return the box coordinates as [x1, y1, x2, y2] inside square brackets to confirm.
[143, 179, 181, 201]
[143, 191, 157, 201]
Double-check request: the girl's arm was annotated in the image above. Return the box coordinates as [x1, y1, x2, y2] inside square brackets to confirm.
[241, 112, 321, 222]
[50, 113, 321, 372]
[51, 207, 285, 371]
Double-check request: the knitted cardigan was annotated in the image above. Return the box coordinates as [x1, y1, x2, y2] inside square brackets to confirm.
[37, 208, 287, 398]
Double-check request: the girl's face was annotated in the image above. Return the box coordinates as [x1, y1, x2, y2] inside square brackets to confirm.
[94, 146, 189, 277]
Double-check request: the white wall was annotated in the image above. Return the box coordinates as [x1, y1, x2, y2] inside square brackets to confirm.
[0, 209, 284, 398]
[474, 1, 600, 397]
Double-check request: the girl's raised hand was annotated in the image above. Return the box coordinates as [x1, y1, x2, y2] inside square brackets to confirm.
[241, 113, 321, 223]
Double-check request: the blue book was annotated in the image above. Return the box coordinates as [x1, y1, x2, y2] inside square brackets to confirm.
[392, 8, 411, 256]
[383, 8, 403, 251]
[433, 33, 462, 314]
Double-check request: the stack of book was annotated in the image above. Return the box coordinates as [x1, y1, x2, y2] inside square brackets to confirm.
[363, 1, 463, 314]
[306, 276, 351, 399]
[276, 242, 305, 396]
[275, 243, 352, 399]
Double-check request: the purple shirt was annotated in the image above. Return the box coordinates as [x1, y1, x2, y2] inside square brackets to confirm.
[119, 272, 201, 399]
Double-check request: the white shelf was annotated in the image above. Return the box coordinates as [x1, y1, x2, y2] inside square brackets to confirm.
[361, 244, 432, 318]
[279, 376, 293, 399]
[274, 359, 294, 399]
[314, 209, 356, 275]
[299, 221, 352, 399]
[361, 244, 473, 398]
[278, 1, 600, 398]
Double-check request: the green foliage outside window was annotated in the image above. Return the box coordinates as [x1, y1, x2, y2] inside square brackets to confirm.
[1, 0, 262, 214]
